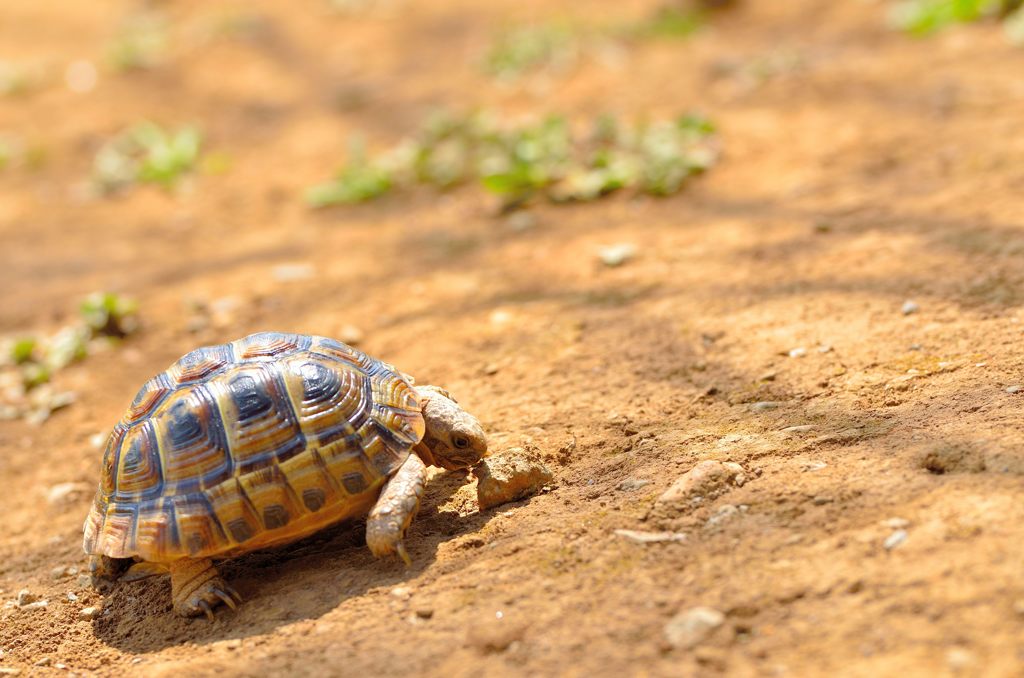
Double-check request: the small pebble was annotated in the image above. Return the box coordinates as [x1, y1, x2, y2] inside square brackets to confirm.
[750, 401, 781, 411]
[597, 243, 638, 267]
[33, 658, 50, 667]
[16, 590, 34, 606]
[908, 343, 923, 351]
[46, 482, 91, 505]
[614, 529, 687, 544]
[883, 518, 910, 529]
[883, 529, 908, 550]
[664, 607, 725, 649]
[505, 212, 536, 231]
[817, 344, 833, 353]
[801, 461, 827, 472]
[616, 478, 650, 491]
[788, 347, 807, 358]
[19, 600, 48, 612]
[414, 607, 434, 619]
[901, 300, 920, 315]
[0, 668, 21, 675]
[946, 647, 974, 672]
[483, 363, 499, 376]
[76, 574, 92, 588]
[78, 606, 100, 621]
[51, 565, 71, 580]
[337, 324, 364, 345]
[390, 586, 412, 599]
[271, 262, 315, 282]
[1006, 385, 1022, 394]
[782, 425, 815, 433]
[812, 495, 833, 506]
[66, 592, 78, 602]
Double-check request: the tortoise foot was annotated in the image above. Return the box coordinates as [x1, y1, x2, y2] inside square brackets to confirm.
[89, 555, 132, 593]
[169, 558, 242, 619]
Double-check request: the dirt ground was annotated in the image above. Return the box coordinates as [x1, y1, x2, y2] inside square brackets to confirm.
[2, 0, 1024, 675]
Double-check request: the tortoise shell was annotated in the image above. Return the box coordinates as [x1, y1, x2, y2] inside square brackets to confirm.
[83, 332, 425, 563]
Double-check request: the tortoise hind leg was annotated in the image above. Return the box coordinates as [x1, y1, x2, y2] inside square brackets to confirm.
[89, 555, 133, 593]
[169, 558, 241, 620]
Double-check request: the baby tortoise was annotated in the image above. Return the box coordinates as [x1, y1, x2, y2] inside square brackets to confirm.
[83, 332, 487, 618]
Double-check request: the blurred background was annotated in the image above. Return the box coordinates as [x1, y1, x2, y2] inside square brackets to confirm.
[2, 0, 1024, 675]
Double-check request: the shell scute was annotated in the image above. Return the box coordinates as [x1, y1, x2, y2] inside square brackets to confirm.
[113, 421, 163, 501]
[234, 332, 310, 361]
[125, 372, 174, 424]
[169, 344, 233, 384]
[153, 386, 232, 491]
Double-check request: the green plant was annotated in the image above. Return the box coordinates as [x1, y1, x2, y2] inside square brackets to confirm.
[80, 292, 140, 338]
[107, 15, 169, 71]
[93, 122, 202, 193]
[308, 111, 718, 210]
[305, 138, 394, 207]
[629, 6, 705, 39]
[484, 24, 579, 81]
[889, 0, 1023, 35]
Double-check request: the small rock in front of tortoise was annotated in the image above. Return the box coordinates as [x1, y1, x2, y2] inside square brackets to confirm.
[475, 448, 554, 510]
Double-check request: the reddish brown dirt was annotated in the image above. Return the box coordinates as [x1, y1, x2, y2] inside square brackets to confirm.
[2, 1, 1024, 675]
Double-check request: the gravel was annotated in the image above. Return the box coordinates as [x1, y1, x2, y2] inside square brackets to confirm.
[614, 529, 687, 544]
[883, 529, 908, 550]
[664, 607, 725, 649]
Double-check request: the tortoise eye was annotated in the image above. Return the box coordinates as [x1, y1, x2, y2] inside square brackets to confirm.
[452, 435, 471, 450]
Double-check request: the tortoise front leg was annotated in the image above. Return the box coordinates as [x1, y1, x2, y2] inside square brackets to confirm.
[366, 452, 428, 565]
[169, 558, 241, 619]
[89, 554, 132, 592]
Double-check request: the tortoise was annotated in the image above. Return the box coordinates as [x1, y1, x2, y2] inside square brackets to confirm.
[83, 332, 487, 619]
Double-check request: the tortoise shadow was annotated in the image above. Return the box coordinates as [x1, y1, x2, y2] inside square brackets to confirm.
[92, 469, 496, 653]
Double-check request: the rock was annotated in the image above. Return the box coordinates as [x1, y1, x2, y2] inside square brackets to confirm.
[466, 612, 526, 653]
[597, 243, 637, 267]
[656, 460, 746, 510]
[476, 448, 554, 510]
[46, 482, 91, 505]
[616, 478, 650, 491]
[614, 529, 687, 544]
[51, 565, 74, 580]
[1006, 385, 1022, 394]
[76, 574, 92, 588]
[390, 586, 412, 599]
[19, 600, 48, 612]
[801, 460, 827, 472]
[33, 658, 50, 667]
[946, 647, 974, 672]
[750, 401, 781, 411]
[883, 518, 910, 529]
[16, 589, 35, 606]
[78, 606, 101, 621]
[782, 425, 815, 433]
[0, 668, 22, 675]
[788, 347, 807, 358]
[337, 324, 364, 345]
[664, 607, 725, 649]
[883, 529, 908, 550]
[271, 262, 315, 282]
[705, 504, 743, 527]
[414, 607, 434, 619]
[66, 592, 78, 602]
[483, 363, 499, 376]
[901, 300, 920, 315]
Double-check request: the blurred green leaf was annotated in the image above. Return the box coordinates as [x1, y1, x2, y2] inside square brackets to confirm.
[10, 337, 37, 364]
[80, 292, 139, 338]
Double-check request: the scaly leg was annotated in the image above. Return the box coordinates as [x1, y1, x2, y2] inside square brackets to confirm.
[89, 554, 132, 593]
[169, 558, 241, 620]
[366, 452, 428, 565]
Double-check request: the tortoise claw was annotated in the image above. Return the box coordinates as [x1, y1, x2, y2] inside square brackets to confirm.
[212, 587, 238, 611]
[396, 541, 412, 567]
[198, 599, 215, 622]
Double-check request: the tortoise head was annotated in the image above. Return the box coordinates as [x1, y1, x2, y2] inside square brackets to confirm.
[414, 386, 487, 470]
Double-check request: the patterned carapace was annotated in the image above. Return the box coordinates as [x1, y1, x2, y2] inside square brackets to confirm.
[83, 332, 425, 562]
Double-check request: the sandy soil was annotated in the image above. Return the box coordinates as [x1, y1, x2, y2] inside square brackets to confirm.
[2, 0, 1024, 675]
